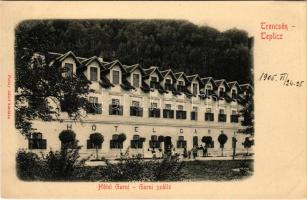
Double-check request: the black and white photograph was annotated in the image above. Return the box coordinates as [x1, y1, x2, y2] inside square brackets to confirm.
[15, 19, 254, 182]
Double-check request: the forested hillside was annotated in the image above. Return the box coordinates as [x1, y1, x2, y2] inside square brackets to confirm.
[15, 20, 253, 84]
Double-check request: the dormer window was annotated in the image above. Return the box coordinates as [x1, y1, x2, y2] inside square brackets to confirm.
[177, 80, 185, 92]
[112, 70, 120, 84]
[90, 67, 98, 81]
[192, 83, 198, 95]
[150, 76, 159, 89]
[165, 79, 172, 90]
[231, 89, 237, 99]
[219, 87, 225, 96]
[206, 85, 212, 95]
[132, 74, 140, 88]
[64, 63, 73, 78]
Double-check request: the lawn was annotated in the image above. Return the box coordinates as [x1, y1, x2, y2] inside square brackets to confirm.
[181, 159, 254, 181]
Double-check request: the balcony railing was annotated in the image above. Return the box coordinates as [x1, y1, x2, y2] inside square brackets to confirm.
[230, 114, 239, 123]
[150, 81, 160, 89]
[109, 104, 123, 115]
[148, 108, 160, 118]
[163, 109, 174, 118]
[205, 113, 214, 121]
[130, 106, 143, 117]
[191, 111, 198, 120]
[218, 114, 227, 122]
[176, 110, 187, 119]
[86, 103, 102, 114]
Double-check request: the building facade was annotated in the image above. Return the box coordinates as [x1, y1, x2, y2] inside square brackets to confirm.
[18, 51, 254, 159]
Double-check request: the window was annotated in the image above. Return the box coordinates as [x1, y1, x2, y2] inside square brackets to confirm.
[110, 134, 123, 149]
[165, 104, 171, 110]
[112, 99, 120, 105]
[232, 110, 237, 115]
[205, 108, 214, 121]
[132, 74, 140, 88]
[178, 105, 184, 110]
[110, 99, 123, 115]
[64, 63, 73, 78]
[165, 79, 172, 90]
[231, 89, 237, 98]
[28, 132, 47, 149]
[150, 77, 159, 89]
[132, 101, 140, 107]
[151, 102, 158, 108]
[178, 81, 184, 86]
[130, 101, 143, 117]
[89, 97, 98, 104]
[151, 76, 158, 82]
[87, 97, 102, 114]
[130, 135, 144, 149]
[218, 109, 227, 122]
[191, 107, 198, 120]
[112, 70, 120, 84]
[149, 135, 160, 148]
[219, 87, 225, 96]
[177, 136, 187, 148]
[90, 67, 98, 81]
[193, 83, 198, 95]
[206, 85, 212, 95]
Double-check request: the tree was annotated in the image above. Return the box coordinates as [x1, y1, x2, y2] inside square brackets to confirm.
[239, 90, 254, 135]
[15, 47, 92, 138]
[59, 130, 76, 149]
[242, 137, 254, 155]
[89, 133, 104, 160]
[218, 133, 228, 156]
[201, 136, 213, 156]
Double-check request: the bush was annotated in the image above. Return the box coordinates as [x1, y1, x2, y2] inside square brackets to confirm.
[16, 150, 44, 180]
[44, 147, 87, 180]
[16, 147, 87, 181]
[16, 150, 185, 181]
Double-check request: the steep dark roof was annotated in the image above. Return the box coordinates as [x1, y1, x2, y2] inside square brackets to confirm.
[174, 72, 189, 83]
[99, 75, 114, 88]
[240, 83, 253, 91]
[228, 81, 241, 92]
[103, 60, 127, 74]
[144, 66, 164, 80]
[214, 79, 230, 90]
[124, 64, 146, 75]
[160, 69, 177, 81]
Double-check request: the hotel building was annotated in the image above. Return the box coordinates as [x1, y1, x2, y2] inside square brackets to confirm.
[18, 51, 254, 159]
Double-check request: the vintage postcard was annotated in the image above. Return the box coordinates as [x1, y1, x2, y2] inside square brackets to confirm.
[0, 1, 306, 199]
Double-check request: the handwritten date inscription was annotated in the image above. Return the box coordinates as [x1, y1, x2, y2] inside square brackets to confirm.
[259, 72, 304, 87]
